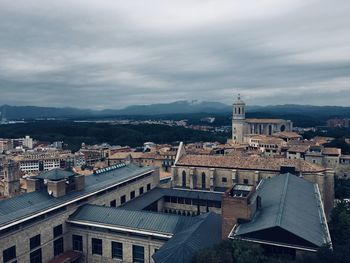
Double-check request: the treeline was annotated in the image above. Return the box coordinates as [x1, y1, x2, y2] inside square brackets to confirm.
[0, 121, 227, 151]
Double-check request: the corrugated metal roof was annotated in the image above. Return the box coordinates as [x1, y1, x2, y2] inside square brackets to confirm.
[153, 212, 222, 263]
[234, 173, 330, 248]
[0, 164, 154, 227]
[68, 204, 200, 235]
[121, 187, 223, 210]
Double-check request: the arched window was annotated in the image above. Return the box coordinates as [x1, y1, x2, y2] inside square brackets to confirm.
[182, 171, 187, 187]
[201, 172, 206, 189]
[238, 107, 241, 115]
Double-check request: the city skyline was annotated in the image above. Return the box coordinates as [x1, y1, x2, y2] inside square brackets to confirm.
[1, 0, 350, 109]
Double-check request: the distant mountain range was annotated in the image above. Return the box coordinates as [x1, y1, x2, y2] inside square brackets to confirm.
[1, 101, 350, 120]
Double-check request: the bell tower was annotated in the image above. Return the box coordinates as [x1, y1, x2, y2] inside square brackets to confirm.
[232, 94, 246, 144]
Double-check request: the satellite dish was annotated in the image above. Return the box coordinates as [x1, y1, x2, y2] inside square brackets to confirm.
[48, 190, 53, 196]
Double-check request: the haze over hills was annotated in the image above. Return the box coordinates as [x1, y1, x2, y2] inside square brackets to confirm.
[1, 101, 350, 120]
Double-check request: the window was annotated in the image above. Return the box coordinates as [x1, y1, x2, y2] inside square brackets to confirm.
[30, 248, 42, 263]
[182, 171, 186, 187]
[201, 172, 206, 189]
[147, 183, 151, 191]
[3, 246, 16, 263]
[110, 200, 116, 207]
[72, 235, 83, 252]
[139, 187, 144, 195]
[53, 224, 63, 238]
[243, 179, 249, 185]
[111, 241, 123, 260]
[92, 238, 102, 255]
[222, 177, 227, 183]
[130, 191, 135, 199]
[132, 245, 144, 263]
[53, 237, 64, 256]
[30, 234, 41, 250]
[120, 195, 126, 204]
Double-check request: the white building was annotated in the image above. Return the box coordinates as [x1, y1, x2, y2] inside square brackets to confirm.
[23, 135, 33, 149]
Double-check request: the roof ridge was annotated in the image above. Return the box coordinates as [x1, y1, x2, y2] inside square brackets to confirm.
[275, 174, 290, 227]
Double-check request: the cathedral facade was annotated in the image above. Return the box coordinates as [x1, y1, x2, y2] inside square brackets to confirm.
[232, 95, 293, 144]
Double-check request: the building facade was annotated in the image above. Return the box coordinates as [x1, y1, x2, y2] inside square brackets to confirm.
[0, 164, 159, 263]
[231, 95, 293, 144]
[172, 143, 334, 217]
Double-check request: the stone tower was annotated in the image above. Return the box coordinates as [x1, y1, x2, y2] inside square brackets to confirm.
[2, 160, 21, 197]
[232, 94, 246, 144]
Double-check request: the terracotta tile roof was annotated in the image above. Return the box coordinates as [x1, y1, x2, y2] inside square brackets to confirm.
[312, 136, 335, 145]
[140, 152, 160, 159]
[273, 131, 301, 139]
[176, 154, 324, 173]
[287, 140, 315, 147]
[246, 118, 288, 124]
[109, 152, 144, 159]
[322, 147, 341, 156]
[249, 135, 285, 145]
[287, 145, 310, 153]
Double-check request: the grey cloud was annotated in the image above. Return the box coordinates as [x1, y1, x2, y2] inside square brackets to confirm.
[0, 0, 350, 109]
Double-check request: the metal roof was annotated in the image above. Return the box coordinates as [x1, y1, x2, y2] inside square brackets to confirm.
[33, 169, 75, 181]
[153, 212, 222, 263]
[0, 164, 154, 228]
[68, 204, 222, 263]
[68, 204, 200, 235]
[233, 173, 331, 248]
[121, 187, 223, 210]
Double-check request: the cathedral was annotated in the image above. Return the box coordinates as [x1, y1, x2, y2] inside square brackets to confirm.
[231, 95, 293, 144]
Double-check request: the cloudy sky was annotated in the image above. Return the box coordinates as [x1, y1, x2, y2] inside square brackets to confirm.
[0, 0, 350, 109]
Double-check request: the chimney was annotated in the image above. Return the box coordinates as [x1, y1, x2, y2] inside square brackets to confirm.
[47, 179, 66, 197]
[221, 185, 257, 239]
[74, 174, 85, 191]
[27, 178, 42, 193]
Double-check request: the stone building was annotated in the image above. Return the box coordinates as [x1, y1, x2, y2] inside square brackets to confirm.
[0, 163, 160, 263]
[108, 149, 177, 179]
[0, 160, 21, 198]
[172, 142, 334, 217]
[227, 174, 331, 259]
[231, 95, 293, 144]
[0, 160, 333, 262]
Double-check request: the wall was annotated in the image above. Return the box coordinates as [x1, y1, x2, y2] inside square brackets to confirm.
[69, 227, 164, 263]
[172, 165, 333, 218]
[0, 170, 159, 263]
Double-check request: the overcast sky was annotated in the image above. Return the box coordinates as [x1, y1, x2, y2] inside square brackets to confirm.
[0, 0, 350, 109]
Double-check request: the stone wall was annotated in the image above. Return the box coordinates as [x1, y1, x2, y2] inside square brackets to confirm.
[0, 170, 159, 263]
[69, 227, 164, 263]
[172, 165, 333, 218]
